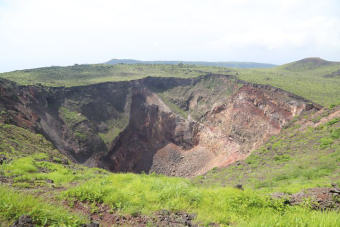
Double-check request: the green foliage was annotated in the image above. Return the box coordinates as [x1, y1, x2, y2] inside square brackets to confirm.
[58, 107, 87, 128]
[1, 155, 108, 187]
[0, 123, 107, 188]
[320, 137, 334, 148]
[0, 186, 86, 226]
[1, 121, 339, 226]
[1, 59, 339, 106]
[60, 174, 286, 225]
[327, 117, 339, 126]
[62, 173, 340, 226]
[0, 64, 228, 87]
[0, 124, 62, 158]
[98, 116, 129, 147]
[238, 207, 340, 227]
[274, 154, 291, 162]
[331, 127, 340, 139]
[62, 174, 201, 214]
[236, 62, 340, 106]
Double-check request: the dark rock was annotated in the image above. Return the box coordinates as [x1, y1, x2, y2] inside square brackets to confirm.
[81, 222, 99, 227]
[330, 188, 340, 194]
[272, 187, 340, 210]
[0, 154, 7, 165]
[11, 215, 34, 227]
[331, 183, 338, 188]
[235, 184, 244, 190]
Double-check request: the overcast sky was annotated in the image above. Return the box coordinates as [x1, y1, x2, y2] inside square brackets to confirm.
[0, 0, 339, 72]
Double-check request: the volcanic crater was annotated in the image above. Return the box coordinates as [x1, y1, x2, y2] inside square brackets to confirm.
[0, 74, 321, 176]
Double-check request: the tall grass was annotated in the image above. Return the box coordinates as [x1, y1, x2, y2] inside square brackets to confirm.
[0, 186, 86, 226]
[62, 173, 340, 226]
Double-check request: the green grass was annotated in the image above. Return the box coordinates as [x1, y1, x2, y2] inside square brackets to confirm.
[1, 155, 107, 188]
[0, 64, 229, 87]
[98, 116, 129, 148]
[1, 122, 340, 226]
[0, 123, 107, 188]
[58, 107, 87, 128]
[61, 173, 340, 226]
[236, 62, 340, 106]
[1, 59, 339, 107]
[0, 185, 86, 226]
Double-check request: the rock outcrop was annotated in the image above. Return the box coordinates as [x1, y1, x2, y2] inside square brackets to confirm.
[0, 75, 321, 176]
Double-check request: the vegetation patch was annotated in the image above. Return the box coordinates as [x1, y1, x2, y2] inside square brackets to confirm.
[0, 186, 87, 226]
[0, 120, 339, 226]
[58, 106, 87, 128]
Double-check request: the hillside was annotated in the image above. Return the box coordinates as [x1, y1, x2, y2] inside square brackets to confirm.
[0, 64, 228, 87]
[279, 57, 340, 71]
[0, 58, 339, 226]
[105, 59, 276, 68]
[1, 58, 339, 106]
[0, 118, 339, 226]
[194, 106, 340, 192]
[236, 58, 340, 106]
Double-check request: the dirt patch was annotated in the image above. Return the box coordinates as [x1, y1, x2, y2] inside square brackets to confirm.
[69, 201, 206, 226]
[10, 215, 35, 227]
[272, 186, 340, 210]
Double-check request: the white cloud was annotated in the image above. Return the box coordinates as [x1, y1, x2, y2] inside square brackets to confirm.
[0, 0, 339, 72]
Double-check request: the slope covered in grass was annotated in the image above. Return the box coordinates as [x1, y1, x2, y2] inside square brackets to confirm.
[236, 58, 340, 106]
[1, 120, 340, 226]
[105, 59, 276, 68]
[194, 107, 340, 193]
[0, 186, 86, 226]
[1, 58, 339, 107]
[0, 64, 229, 87]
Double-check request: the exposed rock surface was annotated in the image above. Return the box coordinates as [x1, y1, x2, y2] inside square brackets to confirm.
[73, 201, 202, 227]
[271, 185, 340, 210]
[11, 215, 34, 227]
[0, 75, 321, 176]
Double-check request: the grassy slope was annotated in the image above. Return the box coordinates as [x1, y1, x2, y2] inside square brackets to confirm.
[0, 64, 230, 87]
[0, 124, 95, 225]
[105, 59, 276, 68]
[1, 118, 340, 226]
[236, 59, 340, 106]
[1, 58, 340, 107]
[194, 107, 340, 194]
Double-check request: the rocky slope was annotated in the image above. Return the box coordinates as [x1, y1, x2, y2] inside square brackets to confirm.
[0, 75, 321, 176]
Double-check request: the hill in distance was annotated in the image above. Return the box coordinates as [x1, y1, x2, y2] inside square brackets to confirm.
[105, 58, 277, 68]
[279, 57, 340, 71]
[0, 57, 339, 106]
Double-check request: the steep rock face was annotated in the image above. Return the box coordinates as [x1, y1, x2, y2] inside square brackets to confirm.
[101, 78, 320, 176]
[0, 79, 130, 163]
[101, 87, 195, 173]
[0, 75, 321, 176]
[179, 84, 314, 176]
